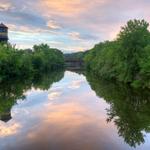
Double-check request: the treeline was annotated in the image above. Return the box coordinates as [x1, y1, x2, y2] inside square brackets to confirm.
[64, 51, 88, 61]
[0, 43, 64, 81]
[84, 19, 150, 88]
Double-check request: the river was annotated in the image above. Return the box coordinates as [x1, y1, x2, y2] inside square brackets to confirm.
[0, 70, 150, 150]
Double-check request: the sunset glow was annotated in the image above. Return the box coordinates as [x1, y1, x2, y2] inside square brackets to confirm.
[0, 0, 150, 52]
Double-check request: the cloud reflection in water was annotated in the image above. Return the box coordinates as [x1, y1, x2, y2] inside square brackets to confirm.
[0, 71, 148, 150]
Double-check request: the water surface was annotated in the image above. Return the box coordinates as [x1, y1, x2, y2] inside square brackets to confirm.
[0, 71, 150, 150]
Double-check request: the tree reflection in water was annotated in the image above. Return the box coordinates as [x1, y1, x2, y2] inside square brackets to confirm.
[0, 70, 64, 122]
[86, 72, 150, 148]
[1, 69, 150, 148]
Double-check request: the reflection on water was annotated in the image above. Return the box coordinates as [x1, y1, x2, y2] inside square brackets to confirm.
[0, 71, 150, 150]
[0, 70, 64, 122]
[86, 72, 150, 148]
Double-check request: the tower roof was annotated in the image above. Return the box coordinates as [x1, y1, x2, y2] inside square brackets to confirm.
[0, 23, 8, 28]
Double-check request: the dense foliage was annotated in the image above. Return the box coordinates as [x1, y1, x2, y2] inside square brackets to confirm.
[84, 19, 150, 88]
[0, 43, 64, 81]
[64, 51, 88, 61]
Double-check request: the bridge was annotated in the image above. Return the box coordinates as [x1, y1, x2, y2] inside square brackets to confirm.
[65, 58, 84, 70]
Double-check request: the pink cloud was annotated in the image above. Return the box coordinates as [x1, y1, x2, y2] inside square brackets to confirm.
[1, 0, 150, 51]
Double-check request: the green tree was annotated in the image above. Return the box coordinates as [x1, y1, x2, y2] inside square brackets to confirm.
[117, 19, 150, 82]
[0, 43, 64, 81]
[84, 19, 150, 88]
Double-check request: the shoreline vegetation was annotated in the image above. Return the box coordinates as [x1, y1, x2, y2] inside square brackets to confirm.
[84, 19, 150, 89]
[1, 19, 150, 89]
[0, 42, 65, 121]
[0, 43, 64, 82]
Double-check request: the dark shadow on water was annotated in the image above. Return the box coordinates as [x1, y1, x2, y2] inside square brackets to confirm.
[86, 71, 150, 148]
[0, 70, 64, 122]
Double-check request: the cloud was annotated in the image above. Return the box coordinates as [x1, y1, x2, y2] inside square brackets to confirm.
[68, 31, 99, 41]
[68, 32, 82, 40]
[0, 122, 21, 137]
[0, 0, 150, 52]
[0, 2, 12, 11]
[47, 20, 61, 29]
[68, 80, 84, 89]
[48, 91, 62, 100]
[37, 0, 85, 16]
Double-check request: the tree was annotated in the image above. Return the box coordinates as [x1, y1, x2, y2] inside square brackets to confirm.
[117, 19, 150, 82]
[84, 19, 150, 88]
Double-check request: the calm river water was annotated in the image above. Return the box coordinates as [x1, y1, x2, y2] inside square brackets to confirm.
[0, 70, 150, 150]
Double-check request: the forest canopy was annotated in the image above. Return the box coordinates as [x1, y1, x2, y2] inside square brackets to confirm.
[0, 43, 64, 81]
[84, 19, 150, 88]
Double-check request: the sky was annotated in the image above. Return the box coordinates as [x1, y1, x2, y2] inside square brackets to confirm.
[0, 0, 150, 53]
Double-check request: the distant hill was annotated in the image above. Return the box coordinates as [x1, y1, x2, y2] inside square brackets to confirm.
[64, 51, 89, 62]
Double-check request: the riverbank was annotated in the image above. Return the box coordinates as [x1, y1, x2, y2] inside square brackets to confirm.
[0, 43, 64, 82]
[84, 19, 150, 89]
